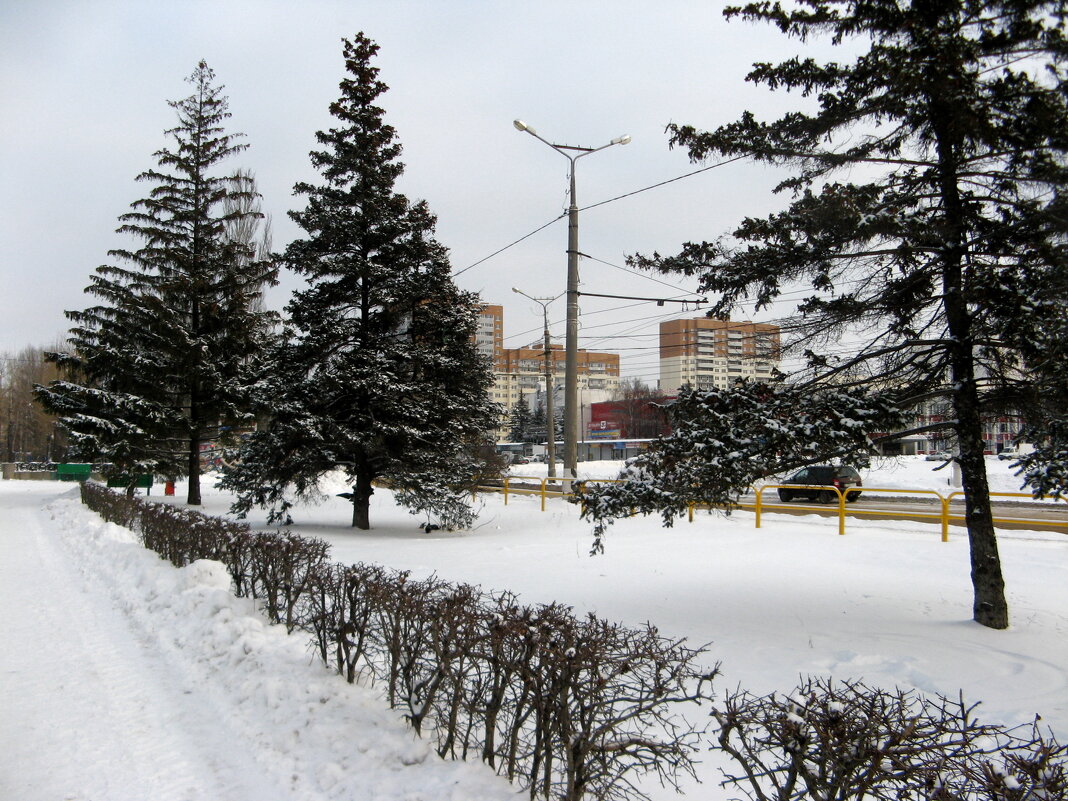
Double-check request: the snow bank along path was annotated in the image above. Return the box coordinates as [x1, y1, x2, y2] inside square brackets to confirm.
[0, 482, 514, 801]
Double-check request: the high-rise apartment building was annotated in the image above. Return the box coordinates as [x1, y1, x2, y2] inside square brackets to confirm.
[475, 305, 506, 372]
[659, 318, 780, 393]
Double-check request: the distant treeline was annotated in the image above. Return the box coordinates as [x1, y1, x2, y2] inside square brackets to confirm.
[1, 345, 68, 463]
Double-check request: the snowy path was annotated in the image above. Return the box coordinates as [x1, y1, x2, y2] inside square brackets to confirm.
[1, 484, 280, 801]
[0, 482, 513, 801]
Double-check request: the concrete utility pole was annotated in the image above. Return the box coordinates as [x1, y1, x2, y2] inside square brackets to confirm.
[512, 120, 629, 488]
[512, 288, 563, 479]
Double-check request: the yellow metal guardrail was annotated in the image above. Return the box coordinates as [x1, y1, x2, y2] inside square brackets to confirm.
[754, 486, 1068, 541]
[490, 476, 628, 511]
[754, 484, 948, 539]
[480, 476, 1067, 540]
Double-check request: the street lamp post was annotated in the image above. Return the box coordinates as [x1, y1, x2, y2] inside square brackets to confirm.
[513, 120, 630, 486]
[512, 288, 563, 478]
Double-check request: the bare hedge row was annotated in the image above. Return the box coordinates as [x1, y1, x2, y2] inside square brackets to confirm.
[78, 483, 1066, 801]
[714, 676, 1066, 801]
[79, 481, 716, 801]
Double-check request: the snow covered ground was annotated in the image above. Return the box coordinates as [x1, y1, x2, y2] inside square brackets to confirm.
[2, 456, 1065, 800]
[1, 482, 513, 801]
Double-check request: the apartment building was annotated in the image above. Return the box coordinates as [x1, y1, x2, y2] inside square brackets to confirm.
[477, 304, 621, 434]
[659, 318, 780, 393]
[475, 305, 506, 372]
[495, 343, 620, 410]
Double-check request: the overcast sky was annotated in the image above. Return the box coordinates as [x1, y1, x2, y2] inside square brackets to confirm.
[1, 0, 815, 384]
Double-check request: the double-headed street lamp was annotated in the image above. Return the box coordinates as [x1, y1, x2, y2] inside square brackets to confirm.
[513, 119, 630, 485]
[512, 287, 563, 479]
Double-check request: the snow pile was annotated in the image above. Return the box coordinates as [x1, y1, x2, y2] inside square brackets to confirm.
[44, 490, 514, 801]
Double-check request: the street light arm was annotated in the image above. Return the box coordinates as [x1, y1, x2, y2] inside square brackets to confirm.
[514, 119, 570, 158]
[574, 135, 632, 162]
[513, 286, 564, 311]
[514, 119, 630, 160]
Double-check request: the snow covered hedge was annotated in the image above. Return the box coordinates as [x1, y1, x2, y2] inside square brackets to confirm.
[78, 482, 1067, 801]
[79, 481, 717, 801]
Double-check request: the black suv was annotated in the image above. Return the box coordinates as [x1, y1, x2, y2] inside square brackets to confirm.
[777, 465, 863, 503]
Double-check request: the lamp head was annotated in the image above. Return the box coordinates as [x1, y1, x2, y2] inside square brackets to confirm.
[513, 119, 536, 135]
[612, 134, 632, 146]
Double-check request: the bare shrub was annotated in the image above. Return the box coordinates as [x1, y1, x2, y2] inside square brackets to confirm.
[77, 483, 1064, 801]
[535, 614, 715, 801]
[77, 482, 726, 801]
[303, 562, 377, 682]
[940, 717, 1066, 801]
[712, 677, 1067, 801]
[80, 480, 141, 529]
[366, 572, 453, 734]
[246, 531, 330, 631]
[217, 527, 259, 598]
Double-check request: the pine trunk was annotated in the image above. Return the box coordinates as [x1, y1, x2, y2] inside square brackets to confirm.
[350, 473, 374, 530]
[186, 384, 202, 505]
[953, 385, 1009, 629]
[931, 73, 1009, 629]
[945, 272, 1009, 627]
[187, 294, 203, 506]
[187, 433, 202, 506]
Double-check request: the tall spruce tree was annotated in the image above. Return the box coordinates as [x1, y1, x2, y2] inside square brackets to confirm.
[36, 62, 277, 501]
[583, 1, 1068, 629]
[528, 400, 564, 446]
[221, 34, 499, 530]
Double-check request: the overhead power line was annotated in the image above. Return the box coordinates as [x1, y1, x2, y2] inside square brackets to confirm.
[453, 214, 565, 278]
[579, 252, 699, 295]
[580, 154, 747, 212]
[455, 154, 749, 277]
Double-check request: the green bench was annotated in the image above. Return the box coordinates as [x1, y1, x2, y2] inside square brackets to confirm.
[106, 474, 154, 491]
[55, 463, 93, 482]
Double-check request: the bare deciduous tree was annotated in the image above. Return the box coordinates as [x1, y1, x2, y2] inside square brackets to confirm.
[2, 344, 69, 463]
